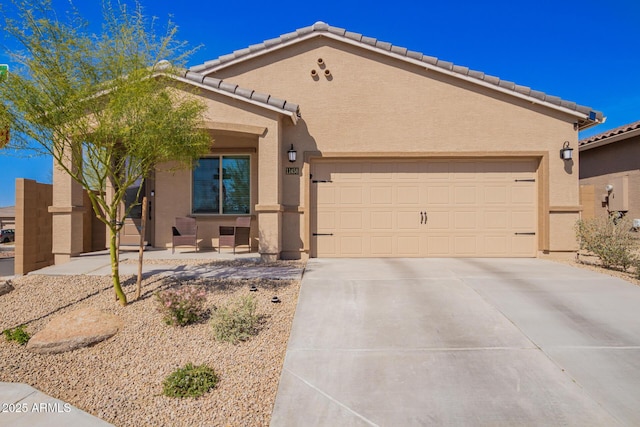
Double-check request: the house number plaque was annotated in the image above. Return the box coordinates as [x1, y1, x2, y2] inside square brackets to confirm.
[286, 167, 300, 175]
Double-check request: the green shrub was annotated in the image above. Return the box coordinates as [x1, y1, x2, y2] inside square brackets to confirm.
[155, 286, 207, 326]
[576, 216, 637, 270]
[3, 325, 30, 345]
[210, 295, 259, 344]
[163, 363, 219, 398]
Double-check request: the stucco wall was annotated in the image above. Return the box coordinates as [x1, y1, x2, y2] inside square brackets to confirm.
[207, 38, 582, 255]
[579, 135, 640, 223]
[15, 179, 53, 274]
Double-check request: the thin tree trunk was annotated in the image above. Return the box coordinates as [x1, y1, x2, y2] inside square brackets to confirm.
[135, 196, 148, 300]
[109, 227, 127, 305]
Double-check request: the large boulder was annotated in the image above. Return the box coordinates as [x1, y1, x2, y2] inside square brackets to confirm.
[0, 280, 13, 296]
[27, 307, 122, 354]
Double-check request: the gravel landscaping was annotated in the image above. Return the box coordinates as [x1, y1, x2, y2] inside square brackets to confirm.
[0, 267, 301, 426]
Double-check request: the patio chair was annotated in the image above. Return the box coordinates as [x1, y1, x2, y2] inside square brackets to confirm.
[219, 216, 251, 254]
[172, 217, 198, 254]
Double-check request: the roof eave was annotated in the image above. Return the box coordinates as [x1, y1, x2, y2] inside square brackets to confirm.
[156, 72, 299, 125]
[579, 127, 640, 152]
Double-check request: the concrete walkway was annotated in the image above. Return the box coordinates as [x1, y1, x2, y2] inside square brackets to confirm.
[0, 382, 113, 426]
[1, 249, 303, 426]
[30, 249, 303, 280]
[271, 258, 640, 426]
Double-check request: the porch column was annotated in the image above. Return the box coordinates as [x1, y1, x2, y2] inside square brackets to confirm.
[49, 149, 84, 264]
[255, 122, 283, 262]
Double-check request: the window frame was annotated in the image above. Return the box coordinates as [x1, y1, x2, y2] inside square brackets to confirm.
[191, 154, 252, 216]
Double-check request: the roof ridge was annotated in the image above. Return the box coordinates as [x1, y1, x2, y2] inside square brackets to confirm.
[189, 22, 602, 126]
[169, 67, 299, 116]
[579, 119, 640, 146]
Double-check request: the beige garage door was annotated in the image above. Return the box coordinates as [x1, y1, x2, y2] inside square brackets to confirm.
[312, 159, 538, 257]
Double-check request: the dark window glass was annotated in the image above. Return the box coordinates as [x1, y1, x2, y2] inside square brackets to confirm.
[222, 156, 250, 214]
[192, 156, 250, 214]
[192, 158, 220, 214]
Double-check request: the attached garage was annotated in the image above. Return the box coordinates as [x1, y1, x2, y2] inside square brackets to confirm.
[312, 159, 538, 258]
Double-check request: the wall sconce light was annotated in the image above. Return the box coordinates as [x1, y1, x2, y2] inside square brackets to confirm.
[605, 184, 613, 193]
[560, 141, 573, 160]
[287, 144, 297, 163]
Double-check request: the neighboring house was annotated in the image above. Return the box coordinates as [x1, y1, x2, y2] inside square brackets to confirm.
[579, 120, 640, 225]
[0, 206, 15, 230]
[50, 22, 604, 262]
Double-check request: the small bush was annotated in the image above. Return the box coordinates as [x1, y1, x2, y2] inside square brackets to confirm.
[210, 295, 259, 344]
[3, 325, 30, 345]
[576, 216, 637, 270]
[155, 286, 207, 326]
[163, 363, 219, 398]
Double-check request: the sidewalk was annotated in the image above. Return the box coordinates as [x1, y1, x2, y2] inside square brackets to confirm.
[0, 382, 113, 426]
[30, 249, 303, 280]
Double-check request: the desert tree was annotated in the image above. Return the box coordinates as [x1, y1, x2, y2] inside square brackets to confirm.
[0, 0, 211, 305]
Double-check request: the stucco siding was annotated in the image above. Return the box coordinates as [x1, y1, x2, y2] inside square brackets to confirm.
[579, 134, 640, 222]
[210, 38, 581, 255]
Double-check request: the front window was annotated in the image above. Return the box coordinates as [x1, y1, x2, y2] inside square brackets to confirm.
[192, 155, 250, 214]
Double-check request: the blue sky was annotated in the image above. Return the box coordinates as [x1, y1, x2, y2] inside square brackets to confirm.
[1, 0, 639, 207]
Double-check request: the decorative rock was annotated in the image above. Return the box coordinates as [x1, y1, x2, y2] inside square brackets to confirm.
[27, 307, 122, 354]
[0, 280, 14, 296]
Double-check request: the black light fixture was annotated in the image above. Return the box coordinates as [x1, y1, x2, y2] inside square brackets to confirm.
[271, 296, 281, 303]
[560, 141, 573, 160]
[287, 144, 297, 163]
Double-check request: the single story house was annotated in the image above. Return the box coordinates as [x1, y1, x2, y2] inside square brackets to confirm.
[50, 22, 604, 262]
[579, 120, 640, 225]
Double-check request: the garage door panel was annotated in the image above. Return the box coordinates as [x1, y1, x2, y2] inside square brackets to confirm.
[339, 211, 363, 230]
[317, 186, 336, 204]
[485, 235, 507, 255]
[427, 187, 450, 204]
[340, 236, 363, 255]
[370, 236, 393, 255]
[426, 161, 450, 179]
[371, 186, 393, 204]
[454, 186, 477, 204]
[427, 236, 450, 255]
[397, 186, 420, 204]
[427, 211, 450, 230]
[397, 236, 420, 256]
[485, 211, 508, 230]
[512, 186, 536, 204]
[454, 211, 477, 229]
[512, 235, 536, 255]
[317, 211, 336, 230]
[397, 211, 421, 230]
[452, 162, 478, 179]
[454, 236, 478, 255]
[511, 210, 536, 229]
[371, 211, 393, 230]
[484, 186, 508, 204]
[313, 159, 537, 257]
[339, 186, 363, 204]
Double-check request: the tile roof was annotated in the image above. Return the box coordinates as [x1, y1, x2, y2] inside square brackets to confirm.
[579, 119, 640, 147]
[155, 62, 300, 120]
[190, 22, 603, 128]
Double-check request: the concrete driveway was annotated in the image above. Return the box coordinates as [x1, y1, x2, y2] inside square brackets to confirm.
[271, 258, 640, 426]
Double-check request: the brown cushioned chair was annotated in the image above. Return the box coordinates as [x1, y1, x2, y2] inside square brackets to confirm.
[219, 217, 251, 254]
[172, 217, 198, 254]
